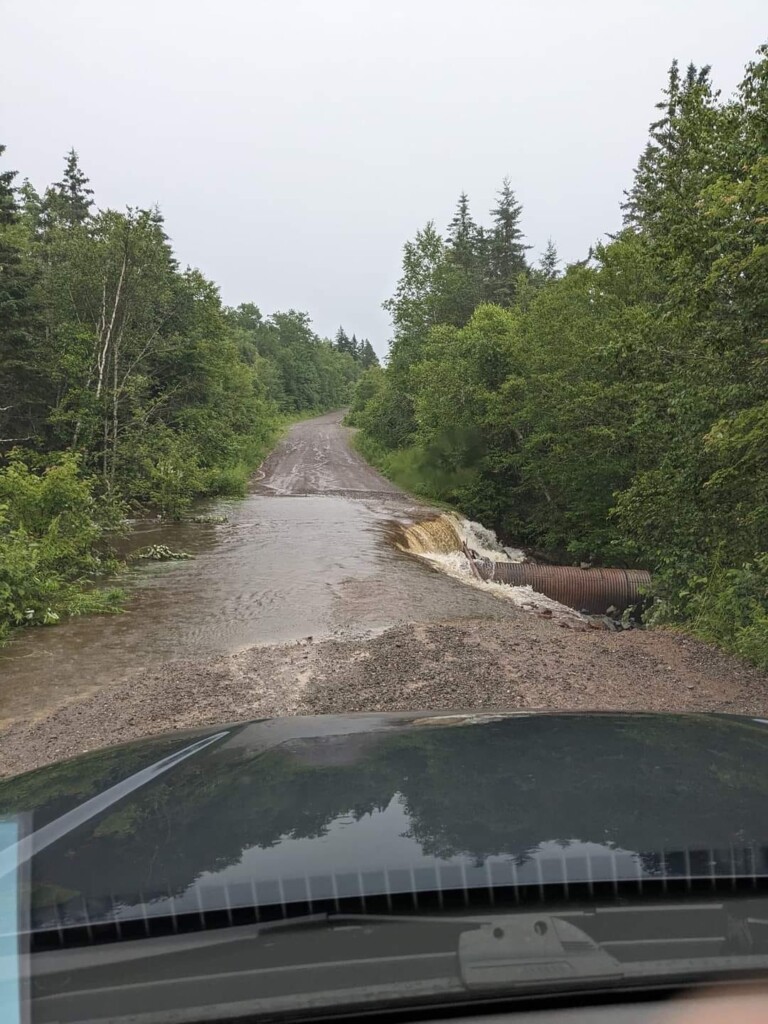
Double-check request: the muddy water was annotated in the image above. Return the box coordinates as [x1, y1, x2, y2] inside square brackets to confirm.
[0, 494, 517, 727]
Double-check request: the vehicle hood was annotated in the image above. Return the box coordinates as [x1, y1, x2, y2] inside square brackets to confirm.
[2, 710, 768, 934]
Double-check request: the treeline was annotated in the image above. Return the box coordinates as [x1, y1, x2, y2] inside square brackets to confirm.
[350, 46, 768, 668]
[0, 146, 372, 637]
[334, 326, 379, 368]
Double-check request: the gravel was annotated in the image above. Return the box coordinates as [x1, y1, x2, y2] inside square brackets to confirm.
[2, 613, 767, 778]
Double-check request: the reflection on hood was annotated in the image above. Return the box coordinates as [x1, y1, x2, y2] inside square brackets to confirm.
[1, 712, 768, 929]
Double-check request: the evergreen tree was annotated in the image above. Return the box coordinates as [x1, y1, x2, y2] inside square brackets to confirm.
[382, 220, 447, 367]
[334, 325, 352, 353]
[446, 191, 478, 270]
[358, 339, 379, 368]
[349, 332, 360, 358]
[437, 191, 486, 325]
[485, 177, 529, 306]
[17, 179, 44, 239]
[47, 148, 94, 227]
[538, 239, 560, 280]
[622, 60, 682, 228]
[622, 60, 720, 233]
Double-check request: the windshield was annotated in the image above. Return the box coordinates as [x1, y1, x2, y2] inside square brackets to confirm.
[1, 0, 767, 1021]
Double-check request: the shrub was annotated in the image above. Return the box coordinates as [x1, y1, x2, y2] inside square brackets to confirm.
[0, 454, 123, 638]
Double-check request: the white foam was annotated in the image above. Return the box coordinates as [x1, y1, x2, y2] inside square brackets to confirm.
[417, 519, 586, 623]
[454, 517, 525, 563]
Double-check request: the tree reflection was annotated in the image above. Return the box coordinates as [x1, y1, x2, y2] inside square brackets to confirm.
[3, 714, 768, 919]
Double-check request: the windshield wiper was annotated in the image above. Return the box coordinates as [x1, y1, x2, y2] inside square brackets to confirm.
[29, 904, 768, 1024]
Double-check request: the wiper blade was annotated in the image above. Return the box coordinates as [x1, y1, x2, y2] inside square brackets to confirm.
[260, 907, 768, 991]
[30, 905, 768, 1024]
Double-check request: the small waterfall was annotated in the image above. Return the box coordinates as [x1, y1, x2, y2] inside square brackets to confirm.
[395, 512, 525, 562]
[395, 514, 464, 555]
[392, 512, 586, 623]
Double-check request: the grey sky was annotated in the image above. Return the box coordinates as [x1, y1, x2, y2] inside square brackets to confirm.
[3, 1, 764, 353]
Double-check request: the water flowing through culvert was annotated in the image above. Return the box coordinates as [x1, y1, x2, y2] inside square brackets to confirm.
[390, 512, 588, 621]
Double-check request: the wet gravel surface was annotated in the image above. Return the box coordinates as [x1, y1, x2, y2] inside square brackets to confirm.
[254, 410, 402, 497]
[2, 615, 768, 777]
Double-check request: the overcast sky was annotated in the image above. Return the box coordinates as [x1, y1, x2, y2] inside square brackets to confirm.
[2, 1, 764, 353]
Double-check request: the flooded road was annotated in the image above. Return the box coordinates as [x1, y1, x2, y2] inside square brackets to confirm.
[0, 412, 515, 726]
[4, 411, 768, 778]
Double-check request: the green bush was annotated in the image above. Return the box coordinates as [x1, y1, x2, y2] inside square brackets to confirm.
[119, 426, 205, 519]
[674, 555, 768, 670]
[203, 463, 250, 497]
[345, 366, 386, 427]
[0, 454, 123, 637]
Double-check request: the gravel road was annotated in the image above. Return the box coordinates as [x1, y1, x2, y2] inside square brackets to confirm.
[254, 410, 401, 497]
[2, 410, 767, 777]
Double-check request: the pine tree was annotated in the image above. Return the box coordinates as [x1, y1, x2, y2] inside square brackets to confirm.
[349, 332, 360, 358]
[622, 60, 682, 229]
[334, 326, 351, 354]
[485, 177, 530, 306]
[47, 148, 94, 227]
[538, 239, 560, 281]
[446, 191, 478, 270]
[435, 192, 487, 325]
[622, 60, 717, 231]
[17, 179, 44, 238]
[358, 339, 379, 368]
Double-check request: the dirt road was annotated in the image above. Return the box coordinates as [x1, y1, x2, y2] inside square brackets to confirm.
[2, 411, 768, 777]
[254, 410, 401, 496]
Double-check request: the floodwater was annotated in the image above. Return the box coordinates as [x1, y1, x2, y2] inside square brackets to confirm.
[0, 414, 518, 727]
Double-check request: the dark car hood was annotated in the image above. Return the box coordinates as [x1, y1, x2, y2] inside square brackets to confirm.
[2, 710, 768, 935]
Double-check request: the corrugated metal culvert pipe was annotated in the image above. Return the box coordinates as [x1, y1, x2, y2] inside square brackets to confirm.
[474, 561, 652, 615]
